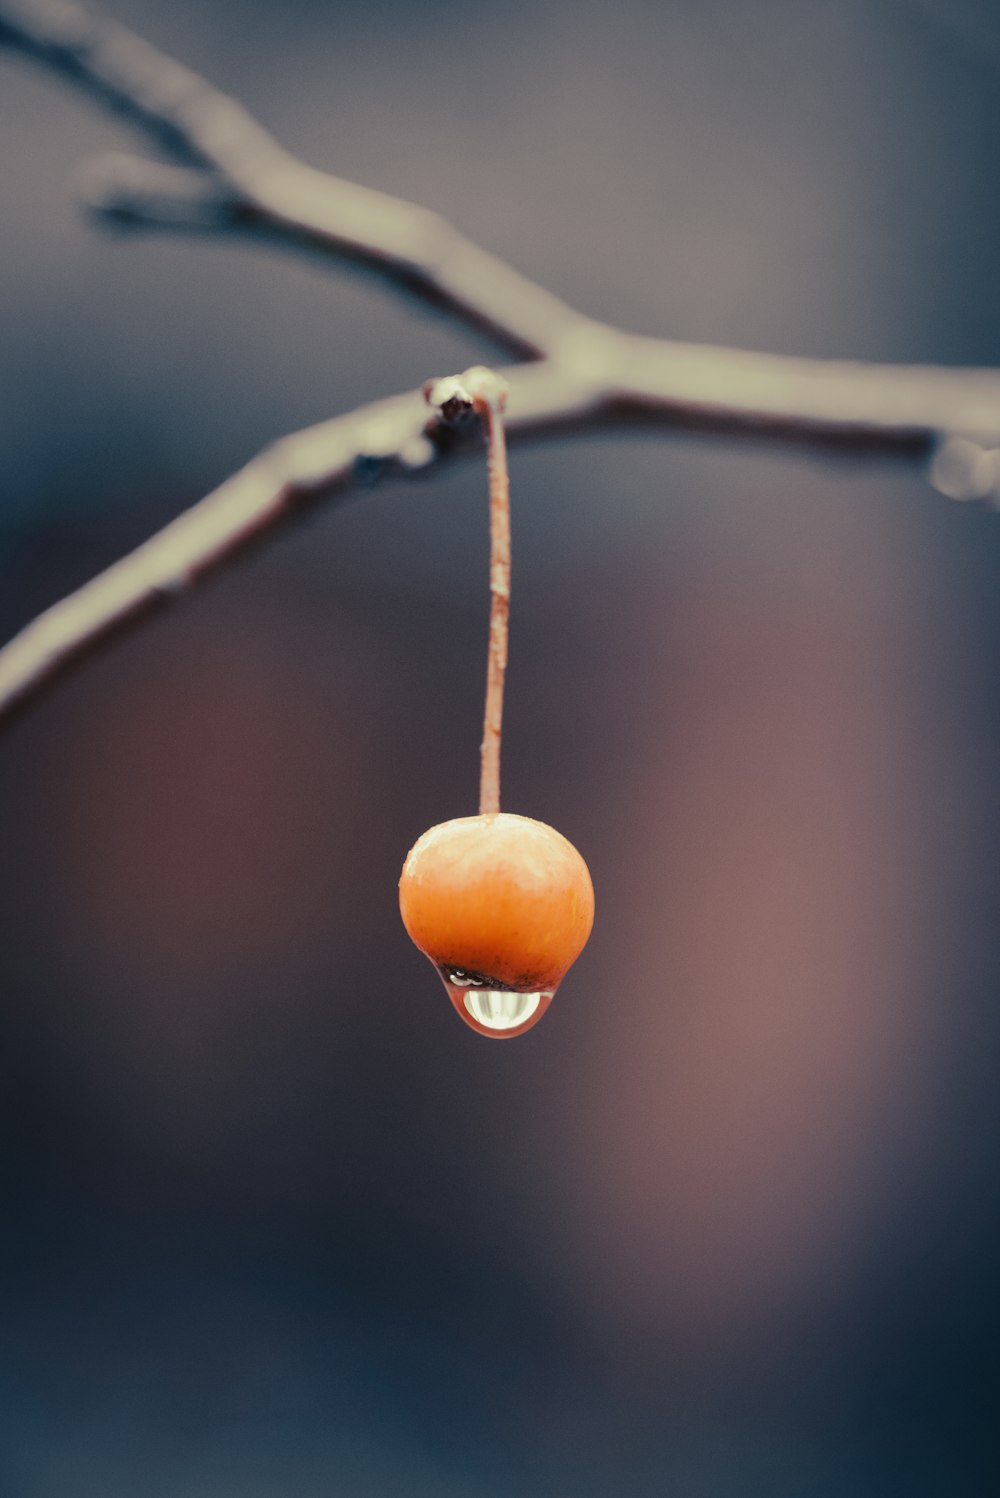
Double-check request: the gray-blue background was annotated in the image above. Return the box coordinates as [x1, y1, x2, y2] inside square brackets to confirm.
[2, 2, 999, 1493]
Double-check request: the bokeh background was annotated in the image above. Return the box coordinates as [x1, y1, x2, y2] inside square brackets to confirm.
[2, 0, 1000, 1493]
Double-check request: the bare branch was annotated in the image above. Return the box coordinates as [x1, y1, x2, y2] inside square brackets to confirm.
[2, 0, 1000, 730]
[0, 0, 582, 358]
[5, 0, 1000, 442]
[616, 335, 1000, 448]
[0, 395, 420, 728]
[73, 151, 239, 229]
[3, 341, 997, 730]
[0, 365, 604, 728]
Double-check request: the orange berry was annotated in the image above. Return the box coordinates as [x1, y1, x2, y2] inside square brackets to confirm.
[399, 812, 594, 1038]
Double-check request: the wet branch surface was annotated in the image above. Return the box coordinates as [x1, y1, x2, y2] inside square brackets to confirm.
[1, 0, 999, 727]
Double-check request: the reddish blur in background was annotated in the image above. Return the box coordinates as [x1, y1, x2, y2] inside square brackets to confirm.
[2, 1, 1000, 1493]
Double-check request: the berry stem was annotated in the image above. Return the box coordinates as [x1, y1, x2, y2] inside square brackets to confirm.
[478, 397, 510, 816]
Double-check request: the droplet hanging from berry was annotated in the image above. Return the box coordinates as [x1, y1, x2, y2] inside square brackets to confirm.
[441, 966, 554, 1038]
[399, 813, 593, 1038]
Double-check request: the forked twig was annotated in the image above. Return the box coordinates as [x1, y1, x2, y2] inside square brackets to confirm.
[1, 0, 999, 729]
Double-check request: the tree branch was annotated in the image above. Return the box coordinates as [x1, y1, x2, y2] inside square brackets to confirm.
[1, 0, 999, 730]
[0, 0, 583, 358]
[0, 365, 605, 727]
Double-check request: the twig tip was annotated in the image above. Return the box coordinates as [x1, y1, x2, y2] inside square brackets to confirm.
[423, 365, 509, 424]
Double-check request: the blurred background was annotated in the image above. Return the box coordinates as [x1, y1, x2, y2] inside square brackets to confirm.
[2, 0, 1000, 1493]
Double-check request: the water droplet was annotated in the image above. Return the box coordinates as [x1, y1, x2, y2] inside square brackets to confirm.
[438, 966, 555, 1038]
[446, 967, 481, 988]
[929, 435, 998, 500]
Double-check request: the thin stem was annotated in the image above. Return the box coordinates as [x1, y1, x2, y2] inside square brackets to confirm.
[478, 398, 510, 816]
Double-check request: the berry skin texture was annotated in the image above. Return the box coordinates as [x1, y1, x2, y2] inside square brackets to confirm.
[399, 813, 594, 1036]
